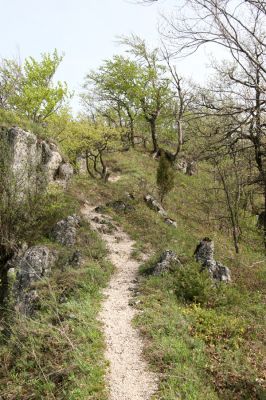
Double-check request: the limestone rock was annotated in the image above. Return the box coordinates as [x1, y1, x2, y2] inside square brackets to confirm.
[14, 245, 57, 315]
[68, 250, 83, 268]
[51, 215, 81, 246]
[176, 158, 197, 176]
[144, 195, 167, 217]
[164, 217, 177, 227]
[1, 127, 73, 190]
[41, 141, 62, 182]
[56, 162, 74, 181]
[106, 200, 135, 213]
[152, 250, 182, 276]
[194, 238, 231, 282]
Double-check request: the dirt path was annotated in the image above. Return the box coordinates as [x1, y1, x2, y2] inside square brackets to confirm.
[82, 203, 158, 400]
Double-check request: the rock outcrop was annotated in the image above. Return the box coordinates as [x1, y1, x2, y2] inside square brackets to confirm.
[56, 162, 74, 182]
[194, 238, 231, 282]
[14, 246, 57, 315]
[1, 126, 73, 189]
[144, 194, 167, 217]
[51, 215, 81, 246]
[176, 158, 197, 176]
[144, 194, 177, 228]
[152, 250, 181, 276]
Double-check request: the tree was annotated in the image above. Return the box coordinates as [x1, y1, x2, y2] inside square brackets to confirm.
[121, 35, 171, 153]
[83, 56, 142, 147]
[149, 0, 266, 247]
[0, 50, 69, 123]
[157, 150, 175, 204]
[61, 117, 121, 181]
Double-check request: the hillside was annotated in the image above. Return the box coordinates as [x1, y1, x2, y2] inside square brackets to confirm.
[0, 138, 265, 399]
[0, 2, 265, 397]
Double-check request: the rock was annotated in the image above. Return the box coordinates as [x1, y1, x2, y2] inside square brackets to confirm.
[125, 192, 135, 200]
[51, 215, 81, 246]
[68, 250, 83, 268]
[106, 200, 135, 213]
[144, 195, 167, 217]
[152, 250, 182, 276]
[76, 155, 87, 174]
[41, 141, 62, 182]
[94, 205, 106, 213]
[14, 245, 57, 315]
[56, 162, 74, 181]
[176, 158, 197, 176]
[164, 217, 177, 227]
[1, 127, 73, 190]
[194, 238, 231, 282]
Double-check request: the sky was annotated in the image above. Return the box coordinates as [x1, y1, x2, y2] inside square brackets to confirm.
[0, 0, 215, 111]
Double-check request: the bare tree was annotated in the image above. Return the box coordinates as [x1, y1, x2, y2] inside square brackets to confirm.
[148, 0, 266, 247]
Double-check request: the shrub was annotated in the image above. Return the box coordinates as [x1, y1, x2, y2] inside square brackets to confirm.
[174, 263, 216, 305]
[157, 150, 175, 204]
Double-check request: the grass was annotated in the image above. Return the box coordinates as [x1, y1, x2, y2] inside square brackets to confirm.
[0, 143, 265, 399]
[69, 148, 266, 399]
[0, 213, 113, 399]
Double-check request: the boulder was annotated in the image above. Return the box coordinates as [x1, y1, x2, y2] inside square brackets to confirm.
[51, 215, 81, 246]
[76, 155, 87, 174]
[164, 217, 177, 227]
[106, 200, 135, 213]
[144, 195, 167, 217]
[1, 127, 73, 190]
[176, 158, 197, 176]
[56, 162, 74, 181]
[152, 250, 182, 276]
[68, 250, 83, 268]
[41, 141, 62, 182]
[194, 238, 231, 282]
[14, 245, 57, 315]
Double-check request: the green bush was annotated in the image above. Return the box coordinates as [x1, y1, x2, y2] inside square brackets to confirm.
[157, 150, 175, 204]
[174, 263, 217, 305]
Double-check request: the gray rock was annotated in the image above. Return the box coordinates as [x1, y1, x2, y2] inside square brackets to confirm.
[194, 238, 231, 282]
[68, 250, 83, 268]
[41, 141, 62, 182]
[144, 194, 167, 217]
[176, 158, 197, 176]
[57, 162, 74, 181]
[152, 250, 182, 276]
[164, 217, 177, 227]
[14, 245, 57, 315]
[106, 200, 135, 212]
[51, 215, 81, 246]
[76, 155, 87, 174]
[2, 127, 72, 191]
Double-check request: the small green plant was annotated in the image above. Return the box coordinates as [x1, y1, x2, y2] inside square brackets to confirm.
[156, 150, 175, 204]
[174, 262, 216, 306]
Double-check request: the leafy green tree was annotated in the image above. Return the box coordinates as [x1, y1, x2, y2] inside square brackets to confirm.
[0, 50, 69, 123]
[83, 55, 142, 147]
[83, 37, 171, 153]
[61, 117, 121, 181]
[157, 150, 175, 204]
[120, 35, 171, 153]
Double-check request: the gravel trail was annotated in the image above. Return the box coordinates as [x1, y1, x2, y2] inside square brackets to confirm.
[82, 203, 157, 400]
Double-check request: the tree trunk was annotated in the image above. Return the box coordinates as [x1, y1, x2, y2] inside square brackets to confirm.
[149, 118, 158, 153]
[85, 150, 96, 179]
[129, 118, 135, 148]
[0, 266, 9, 305]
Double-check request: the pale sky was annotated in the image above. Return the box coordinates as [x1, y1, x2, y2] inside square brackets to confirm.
[1, 0, 213, 111]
